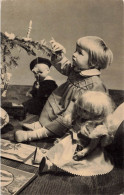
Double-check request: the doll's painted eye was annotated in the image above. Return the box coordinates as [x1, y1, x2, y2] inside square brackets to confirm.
[37, 71, 43, 74]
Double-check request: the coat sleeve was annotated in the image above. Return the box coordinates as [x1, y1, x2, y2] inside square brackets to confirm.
[51, 56, 72, 76]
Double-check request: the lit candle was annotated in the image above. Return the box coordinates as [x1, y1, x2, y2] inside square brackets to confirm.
[27, 20, 32, 38]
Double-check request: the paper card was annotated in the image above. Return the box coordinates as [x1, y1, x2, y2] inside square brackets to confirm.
[1, 139, 48, 167]
[1, 164, 36, 195]
[0, 139, 36, 163]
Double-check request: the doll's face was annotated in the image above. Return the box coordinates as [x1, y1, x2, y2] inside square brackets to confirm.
[73, 106, 92, 133]
[32, 63, 50, 81]
[76, 105, 92, 120]
[72, 39, 89, 72]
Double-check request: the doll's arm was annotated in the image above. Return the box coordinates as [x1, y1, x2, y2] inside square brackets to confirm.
[50, 39, 72, 76]
[74, 138, 100, 160]
[28, 81, 39, 97]
[26, 84, 36, 97]
[26, 89, 33, 97]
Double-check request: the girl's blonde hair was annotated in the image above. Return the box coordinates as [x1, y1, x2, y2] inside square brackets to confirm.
[75, 91, 114, 121]
[77, 36, 113, 70]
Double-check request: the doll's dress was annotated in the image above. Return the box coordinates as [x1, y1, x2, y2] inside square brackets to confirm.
[46, 123, 114, 176]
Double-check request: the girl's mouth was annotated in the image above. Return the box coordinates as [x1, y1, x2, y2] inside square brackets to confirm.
[72, 57, 76, 62]
[72, 59, 76, 66]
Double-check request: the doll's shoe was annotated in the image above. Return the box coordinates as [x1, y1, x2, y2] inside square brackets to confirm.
[39, 157, 54, 173]
[39, 157, 46, 173]
[22, 121, 41, 130]
[14, 130, 28, 142]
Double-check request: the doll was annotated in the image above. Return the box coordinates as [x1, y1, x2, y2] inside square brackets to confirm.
[38, 91, 115, 176]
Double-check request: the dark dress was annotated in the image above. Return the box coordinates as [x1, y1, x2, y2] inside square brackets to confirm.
[23, 76, 57, 115]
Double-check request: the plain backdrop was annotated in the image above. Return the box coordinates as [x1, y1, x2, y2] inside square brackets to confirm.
[1, 0, 124, 90]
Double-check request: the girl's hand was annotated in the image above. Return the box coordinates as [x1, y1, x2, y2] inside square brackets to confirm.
[89, 125, 108, 139]
[100, 135, 113, 147]
[50, 38, 66, 54]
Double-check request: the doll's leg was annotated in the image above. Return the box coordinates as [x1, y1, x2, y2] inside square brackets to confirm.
[14, 127, 54, 143]
[39, 157, 54, 173]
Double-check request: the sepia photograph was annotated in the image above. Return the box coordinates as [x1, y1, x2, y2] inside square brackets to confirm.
[1, 0, 124, 194]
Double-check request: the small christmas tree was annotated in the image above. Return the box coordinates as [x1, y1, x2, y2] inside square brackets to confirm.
[1, 21, 55, 97]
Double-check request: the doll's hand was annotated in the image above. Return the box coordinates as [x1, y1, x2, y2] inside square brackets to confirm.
[50, 38, 66, 54]
[73, 148, 89, 160]
[26, 91, 32, 97]
[80, 125, 90, 137]
[34, 81, 40, 89]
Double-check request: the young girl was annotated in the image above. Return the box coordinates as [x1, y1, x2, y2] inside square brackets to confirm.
[15, 36, 113, 142]
[37, 91, 115, 176]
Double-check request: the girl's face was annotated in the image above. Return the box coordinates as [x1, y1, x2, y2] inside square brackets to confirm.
[72, 40, 89, 72]
[32, 63, 50, 81]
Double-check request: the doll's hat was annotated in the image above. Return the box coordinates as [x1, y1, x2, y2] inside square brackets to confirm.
[30, 57, 51, 70]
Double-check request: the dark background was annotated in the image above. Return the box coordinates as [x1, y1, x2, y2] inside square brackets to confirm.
[1, 0, 123, 90]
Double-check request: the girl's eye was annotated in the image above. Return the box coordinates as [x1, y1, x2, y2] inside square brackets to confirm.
[78, 51, 82, 55]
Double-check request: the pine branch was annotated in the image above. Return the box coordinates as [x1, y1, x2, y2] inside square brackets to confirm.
[1, 32, 55, 57]
[0, 31, 55, 97]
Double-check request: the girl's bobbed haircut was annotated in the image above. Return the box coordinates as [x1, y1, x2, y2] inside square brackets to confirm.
[77, 36, 113, 70]
[30, 57, 51, 71]
[76, 91, 114, 120]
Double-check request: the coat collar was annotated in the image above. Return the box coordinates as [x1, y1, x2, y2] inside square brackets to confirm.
[80, 69, 101, 77]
